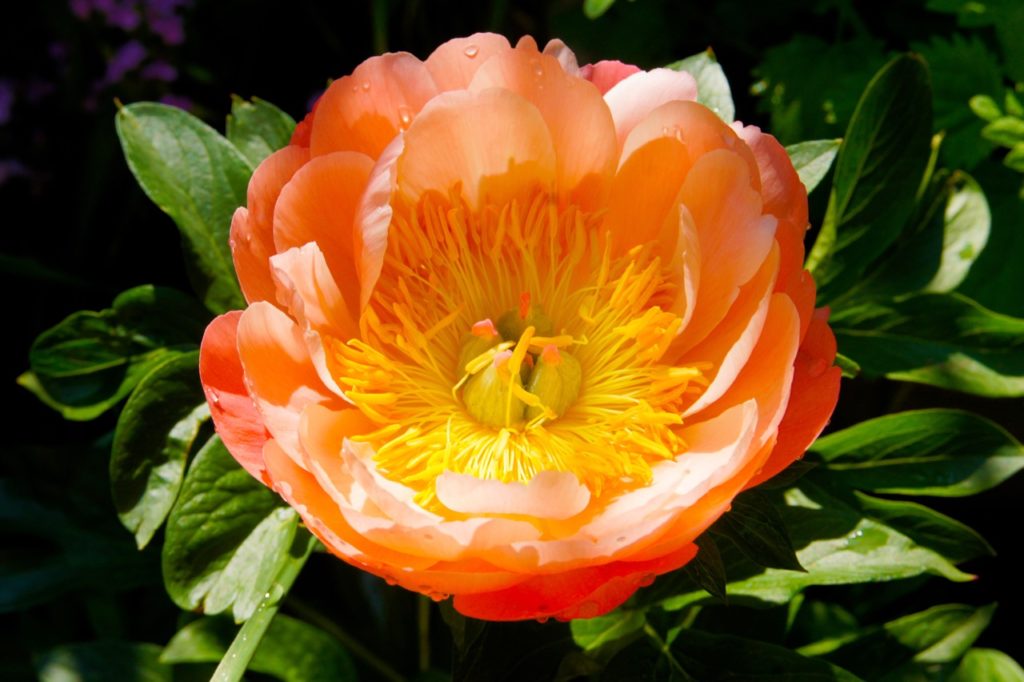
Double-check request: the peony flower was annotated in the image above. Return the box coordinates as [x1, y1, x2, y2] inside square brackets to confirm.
[199, 33, 841, 621]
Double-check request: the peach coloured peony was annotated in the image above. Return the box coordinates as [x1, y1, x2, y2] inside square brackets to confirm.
[199, 33, 841, 621]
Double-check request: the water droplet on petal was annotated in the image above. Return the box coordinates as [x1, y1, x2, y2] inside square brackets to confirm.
[530, 59, 544, 78]
[808, 358, 828, 378]
[397, 105, 412, 129]
[463, 44, 479, 58]
[209, 390, 221, 406]
[361, 81, 371, 92]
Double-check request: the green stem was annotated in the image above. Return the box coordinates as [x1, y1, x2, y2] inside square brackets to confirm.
[210, 533, 315, 682]
[418, 596, 431, 672]
[286, 595, 408, 682]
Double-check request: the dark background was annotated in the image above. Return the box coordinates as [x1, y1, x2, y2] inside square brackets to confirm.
[2, 0, 1021, 678]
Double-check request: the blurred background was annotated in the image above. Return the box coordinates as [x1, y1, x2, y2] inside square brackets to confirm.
[2, 0, 1022, 678]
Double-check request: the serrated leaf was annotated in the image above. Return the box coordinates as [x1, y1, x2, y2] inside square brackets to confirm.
[602, 628, 864, 681]
[753, 36, 887, 144]
[116, 102, 250, 313]
[950, 649, 1024, 682]
[982, 116, 1024, 147]
[800, 603, 996, 680]
[111, 351, 209, 549]
[806, 55, 933, 304]
[36, 642, 172, 682]
[812, 409, 1024, 496]
[643, 475, 971, 612]
[831, 293, 1024, 396]
[915, 34, 1002, 168]
[161, 614, 357, 681]
[26, 286, 207, 421]
[227, 96, 296, 167]
[786, 139, 841, 194]
[712, 490, 805, 572]
[667, 49, 734, 122]
[162, 436, 298, 622]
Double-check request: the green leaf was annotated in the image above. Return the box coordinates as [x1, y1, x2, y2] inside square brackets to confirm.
[602, 628, 864, 681]
[667, 49, 734, 122]
[950, 649, 1024, 682]
[830, 293, 1024, 397]
[711, 490, 805, 572]
[646, 476, 971, 612]
[1004, 143, 1024, 171]
[685, 535, 728, 601]
[800, 603, 996, 680]
[786, 139, 841, 194]
[571, 609, 645, 652]
[111, 351, 209, 549]
[914, 34, 1002, 168]
[583, 0, 617, 19]
[226, 96, 296, 167]
[26, 285, 207, 420]
[163, 613, 355, 682]
[854, 493, 993, 563]
[982, 116, 1024, 147]
[806, 55, 933, 304]
[834, 353, 861, 378]
[812, 409, 1024, 496]
[36, 642, 172, 682]
[162, 436, 299, 622]
[116, 102, 250, 313]
[970, 94, 1003, 122]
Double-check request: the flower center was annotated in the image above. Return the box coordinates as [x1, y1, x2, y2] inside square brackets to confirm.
[331, 187, 708, 507]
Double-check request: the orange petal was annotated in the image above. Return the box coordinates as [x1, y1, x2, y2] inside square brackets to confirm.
[236, 301, 339, 468]
[269, 242, 359, 341]
[675, 149, 776, 352]
[395, 88, 556, 208]
[680, 244, 780, 416]
[199, 312, 270, 484]
[273, 151, 374, 320]
[425, 33, 512, 91]
[602, 136, 690, 254]
[453, 544, 697, 621]
[621, 100, 759, 191]
[310, 53, 438, 158]
[469, 50, 617, 209]
[604, 68, 697, 147]
[233, 145, 310, 303]
[747, 310, 840, 487]
[354, 136, 402, 310]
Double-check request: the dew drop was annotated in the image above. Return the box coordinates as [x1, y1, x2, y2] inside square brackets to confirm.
[463, 44, 480, 58]
[616, 536, 627, 543]
[536, 616, 550, 624]
[209, 390, 221, 406]
[361, 81, 371, 92]
[397, 105, 412, 129]
[808, 358, 828, 378]
[530, 59, 544, 78]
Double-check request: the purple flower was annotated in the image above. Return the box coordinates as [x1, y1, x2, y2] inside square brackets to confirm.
[141, 60, 177, 82]
[103, 40, 147, 84]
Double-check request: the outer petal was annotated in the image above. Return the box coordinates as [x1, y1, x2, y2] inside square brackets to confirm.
[604, 68, 697, 146]
[747, 309, 841, 487]
[199, 312, 269, 483]
[453, 544, 698, 621]
[435, 470, 591, 521]
[425, 33, 513, 91]
[236, 301, 339, 468]
[580, 60, 642, 95]
[233, 145, 310, 303]
[310, 53, 439, 158]
[273, 151, 374, 320]
[395, 88, 556, 208]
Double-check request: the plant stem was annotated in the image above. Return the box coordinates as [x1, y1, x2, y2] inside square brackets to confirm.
[210, 532, 315, 682]
[286, 595, 409, 682]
